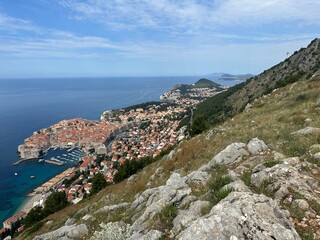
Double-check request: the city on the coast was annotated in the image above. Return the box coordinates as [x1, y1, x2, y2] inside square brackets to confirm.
[1, 79, 226, 235]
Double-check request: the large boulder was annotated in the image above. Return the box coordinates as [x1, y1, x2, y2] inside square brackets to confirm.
[247, 138, 269, 155]
[177, 192, 300, 240]
[201, 143, 249, 171]
[33, 224, 88, 240]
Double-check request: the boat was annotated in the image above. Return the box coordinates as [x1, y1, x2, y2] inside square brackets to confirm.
[14, 172, 18, 176]
[30, 176, 35, 179]
[38, 158, 44, 163]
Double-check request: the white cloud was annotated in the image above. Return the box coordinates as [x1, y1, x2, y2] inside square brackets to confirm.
[59, 0, 320, 40]
[0, 1, 319, 77]
[0, 12, 41, 33]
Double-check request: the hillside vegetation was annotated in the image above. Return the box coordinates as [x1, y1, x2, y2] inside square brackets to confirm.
[194, 38, 320, 126]
[193, 78, 222, 89]
[17, 39, 320, 240]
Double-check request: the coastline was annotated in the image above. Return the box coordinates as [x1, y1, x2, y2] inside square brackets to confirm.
[18, 193, 43, 213]
[14, 167, 74, 216]
[9, 78, 231, 222]
[0, 76, 202, 225]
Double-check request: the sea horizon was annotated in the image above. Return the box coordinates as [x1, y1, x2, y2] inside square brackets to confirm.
[0, 76, 240, 223]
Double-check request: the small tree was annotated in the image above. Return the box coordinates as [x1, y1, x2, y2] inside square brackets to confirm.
[24, 206, 44, 227]
[44, 191, 68, 215]
[90, 173, 107, 195]
[190, 115, 207, 136]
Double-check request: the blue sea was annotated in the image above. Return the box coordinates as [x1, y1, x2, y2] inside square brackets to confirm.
[0, 76, 240, 224]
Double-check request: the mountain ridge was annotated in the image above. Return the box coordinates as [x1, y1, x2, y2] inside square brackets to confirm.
[193, 38, 320, 126]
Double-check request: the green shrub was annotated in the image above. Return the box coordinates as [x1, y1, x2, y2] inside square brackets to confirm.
[207, 174, 233, 205]
[90, 172, 107, 195]
[153, 204, 178, 232]
[209, 175, 232, 192]
[44, 191, 68, 215]
[190, 115, 207, 136]
[27, 222, 44, 234]
[309, 200, 320, 215]
[263, 159, 280, 168]
[240, 169, 252, 187]
[296, 225, 315, 240]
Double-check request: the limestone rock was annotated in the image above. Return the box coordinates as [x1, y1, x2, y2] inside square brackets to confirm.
[73, 205, 92, 219]
[33, 224, 88, 240]
[128, 230, 163, 240]
[130, 172, 191, 234]
[95, 202, 129, 214]
[82, 214, 92, 221]
[314, 152, 320, 160]
[222, 180, 251, 193]
[292, 199, 309, 211]
[166, 172, 189, 190]
[247, 138, 269, 155]
[273, 151, 286, 160]
[186, 170, 210, 185]
[173, 200, 211, 233]
[90, 221, 129, 240]
[291, 127, 320, 135]
[250, 157, 319, 201]
[64, 218, 76, 226]
[177, 192, 300, 240]
[205, 142, 249, 169]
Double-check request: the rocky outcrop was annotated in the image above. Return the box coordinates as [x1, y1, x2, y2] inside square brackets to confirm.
[177, 192, 300, 240]
[210, 142, 249, 165]
[33, 224, 88, 240]
[32, 137, 319, 240]
[172, 200, 210, 234]
[250, 157, 319, 201]
[129, 173, 191, 234]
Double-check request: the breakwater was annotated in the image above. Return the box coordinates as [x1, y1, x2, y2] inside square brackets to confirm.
[13, 157, 39, 165]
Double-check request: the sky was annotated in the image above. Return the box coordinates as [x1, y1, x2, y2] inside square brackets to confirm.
[0, 0, 319, 78]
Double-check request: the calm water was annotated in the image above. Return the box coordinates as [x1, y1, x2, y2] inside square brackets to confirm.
[0, 76, 239, 224]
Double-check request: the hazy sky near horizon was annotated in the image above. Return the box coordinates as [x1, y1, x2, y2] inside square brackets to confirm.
[0, 0, 319, 78]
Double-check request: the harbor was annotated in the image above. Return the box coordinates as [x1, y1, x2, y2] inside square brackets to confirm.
[13, 147, 84, 166]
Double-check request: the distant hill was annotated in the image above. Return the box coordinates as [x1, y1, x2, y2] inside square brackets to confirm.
[219, 73, 255, 81]
[193, 78, 223, 89]
[194, 38, 320, 126]
[173, 78, 223, 94]
[205, 72, 254, 81]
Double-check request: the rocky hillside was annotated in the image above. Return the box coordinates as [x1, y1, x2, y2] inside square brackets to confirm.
[195, 38, 320, 125]
[18, 69, 320, 239]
